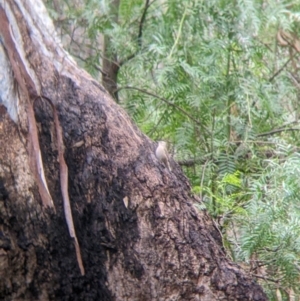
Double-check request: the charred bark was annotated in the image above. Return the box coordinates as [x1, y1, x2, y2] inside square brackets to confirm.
[0, 1, 267, 300]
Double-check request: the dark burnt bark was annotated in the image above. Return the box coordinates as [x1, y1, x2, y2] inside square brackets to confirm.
[0, 1, 268, 300]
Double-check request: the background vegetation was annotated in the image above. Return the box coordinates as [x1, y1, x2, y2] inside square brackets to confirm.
[45, 0, 300, 299]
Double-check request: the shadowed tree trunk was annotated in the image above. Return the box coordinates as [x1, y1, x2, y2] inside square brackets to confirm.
[101, 0, 150, 102]
[0, 1, 268, 300]
[102, 36, 120, 102]
[102, 0, 120, 102]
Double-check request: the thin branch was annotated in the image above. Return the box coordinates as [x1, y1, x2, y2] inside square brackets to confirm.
[268, 56, 293, 82]
[177, 155, 210, 167]
[68, 20, 78, 52]
[268, 43, 300, 82]
[231, 140, 277, 144]
[257, 127, 300, 137]
[210, 108, 216, 213]
[138, 0, 150, 48]
[116, 86, 210, 134]
[119, 53, 136, 67]
[251, 274, 279, 283]
[147, 107, 167, 137]
[255, 37, 274, 53]
[288, 71, 300, 89]
[225, 47, 231, 141]
[167, 4, 187, 59]
[71, 53, 108, 76]
[120, 1, 157, 66]
[200, 160, 209, 201]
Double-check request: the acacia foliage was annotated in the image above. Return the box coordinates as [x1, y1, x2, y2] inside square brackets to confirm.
[45, 0, 300, 299]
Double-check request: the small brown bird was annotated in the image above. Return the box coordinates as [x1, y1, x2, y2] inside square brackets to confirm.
[155, 141, 172, 171]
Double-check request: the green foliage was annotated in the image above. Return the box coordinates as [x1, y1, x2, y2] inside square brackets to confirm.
[204, 170, 246, 217]
[45, 0, 300, 298]
[237, 151, 300, 293]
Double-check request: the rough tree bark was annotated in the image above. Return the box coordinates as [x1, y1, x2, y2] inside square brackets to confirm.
[0, 1, 268, 300]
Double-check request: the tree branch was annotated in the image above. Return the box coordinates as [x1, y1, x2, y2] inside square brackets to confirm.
[269, 36, 300, 82]
[147, 107, 167, 137]
[71, 53, 108, 76]
[168, 4, 187, 59]
[138, 0, 150, 48]
[251, 274, 279, 283]
[257, 127, 300, 137]
[268, 56, 293, 82]
[119, 0, 156, 66]
[177, 157, 207, 167]
[117, 86, 210, 134]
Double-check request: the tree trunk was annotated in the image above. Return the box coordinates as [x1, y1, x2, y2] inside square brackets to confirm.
[102, 35, 120, 102]
[0, 1, 267, 300]
[102, 0, 120, 102]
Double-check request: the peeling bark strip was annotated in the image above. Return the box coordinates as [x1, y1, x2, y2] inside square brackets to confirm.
[0, 5, 53, 209]
[43, 96, 85, 275]
[0, 4, 84, 275]
[52, 102, 85, 275]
